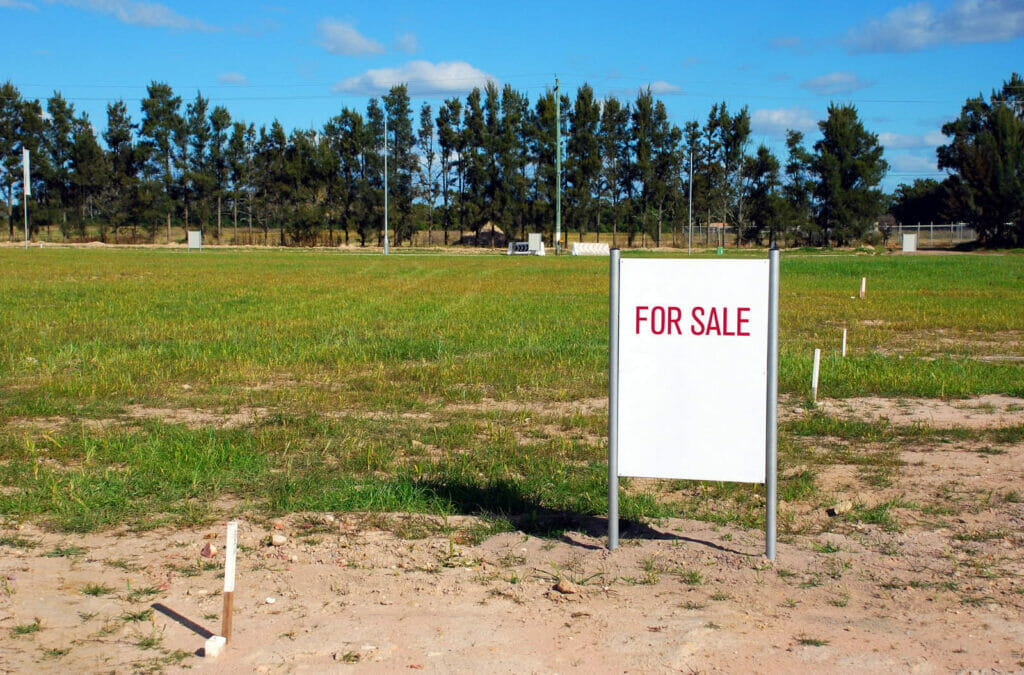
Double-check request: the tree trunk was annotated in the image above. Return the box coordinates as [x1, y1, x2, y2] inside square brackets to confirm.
[233, 195, 237, 244]
[217, 195, 222, 242]
[166, 210, 171, 244]
[657, 205, 662, 248]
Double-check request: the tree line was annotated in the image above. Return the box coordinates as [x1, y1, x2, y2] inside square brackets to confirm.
[0, 74, 1018, 248]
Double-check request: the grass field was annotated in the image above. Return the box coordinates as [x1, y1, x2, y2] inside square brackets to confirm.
[1, 246, 1022, 535]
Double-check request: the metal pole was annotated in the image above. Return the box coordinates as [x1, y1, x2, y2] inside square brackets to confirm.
[687, 150, 693, 255]
[383, 113, 389, 256]
[765, 245, 780, 560]
[608, 248, 621, 550]
[555, 76, 561, 254]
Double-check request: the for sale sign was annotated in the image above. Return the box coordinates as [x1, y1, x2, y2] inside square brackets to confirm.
[616, 258, 770, 483]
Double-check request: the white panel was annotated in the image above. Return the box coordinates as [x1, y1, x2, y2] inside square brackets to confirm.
[223, 521, 238, 593]
[902, 233, 917, 253]
[188, 230, 202, 250]
[22, 149, 30, 197]
[617, 259, 769, 483]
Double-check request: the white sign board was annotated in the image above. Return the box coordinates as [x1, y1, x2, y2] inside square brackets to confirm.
[616, 259, 769, 483]
[528, 233, 543, 252]
[902, 232, 917, 253]
[22, 149, 30, 197]
[187, 230, 202, 251]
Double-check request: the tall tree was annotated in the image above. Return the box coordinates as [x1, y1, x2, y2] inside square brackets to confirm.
[780, 130, 815, 245]
[436, 98, 461, 244]
[67, 113, 105, 239]
[743, 144, 782, 245]
[208, 105, 231, 241]
[812, 103, 888, 245]
[0, 81, 25, 240]
[103, 100, 141, 242]
[599, 96, 630, 247]
[227, 121, 255, 244]
[498, 85, 531, 241]
[139, 81, 182, 242]
[416, 102, 438, 245]
[566, 84, 601, 242]
[937, 73, 1024, 245]
[44, 92, 76, 238]
[383, 85, 416, 244]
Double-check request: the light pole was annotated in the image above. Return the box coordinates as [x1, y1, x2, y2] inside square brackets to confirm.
[687, 150, 693, 255]
[555, 76, 561, 254]
[383, 113, 389, 256]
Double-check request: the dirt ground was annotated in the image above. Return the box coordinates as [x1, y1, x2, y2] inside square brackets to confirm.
[2, 397, 1023, 674]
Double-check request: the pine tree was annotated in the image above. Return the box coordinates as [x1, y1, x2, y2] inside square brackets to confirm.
[812, 103, 888, 245]
[139, 81, 183, 242]
[566, 84, 601, 242]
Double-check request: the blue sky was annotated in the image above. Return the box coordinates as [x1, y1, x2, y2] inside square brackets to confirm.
[3, 0, 1023, 191]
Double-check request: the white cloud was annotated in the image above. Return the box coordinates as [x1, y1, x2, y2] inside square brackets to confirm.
[751, 106, 819, 137]
[846, 0, 1024, 53]
[58, 0, 217, 31]
[878, 130, 946, 149]
[770, 36, 802, 50]
[0, 0, 37, 9]
[333, 60, 497, 96]
[648, 80, 682, 95]
[218, 72, 248, 85]
[318, 18, 385, 56]
[800, 72, 871, 96]
[887, 153, 940, 173]
[394, 31, 418, 54]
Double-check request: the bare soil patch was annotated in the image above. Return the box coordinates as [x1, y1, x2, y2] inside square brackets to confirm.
[814, 395, 1024, 429]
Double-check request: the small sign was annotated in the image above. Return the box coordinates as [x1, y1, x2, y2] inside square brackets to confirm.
[902, 232, 917, 254]
[187, 230, 202, 251]
[22, 149, 30, 197]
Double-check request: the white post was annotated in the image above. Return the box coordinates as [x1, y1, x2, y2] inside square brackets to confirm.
[23, 148, 30, 250]
[859, 277, 866, 299]
[221, 521, 238, 642]
[811, 348, 821, 403]
[842, 329, 847, 358]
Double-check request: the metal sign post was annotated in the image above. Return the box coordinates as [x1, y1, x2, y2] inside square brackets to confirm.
[765, 245, 780, 560]
[607, 248, 780, 559]
[608, 248, 621, 550]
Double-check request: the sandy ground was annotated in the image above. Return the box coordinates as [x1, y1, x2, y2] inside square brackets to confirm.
[2, 396, 1023, 674]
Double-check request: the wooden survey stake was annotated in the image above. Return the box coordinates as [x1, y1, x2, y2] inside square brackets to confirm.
[222, 521, 238, 642]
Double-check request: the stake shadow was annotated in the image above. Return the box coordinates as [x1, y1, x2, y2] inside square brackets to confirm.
[152, 603, 214, 640]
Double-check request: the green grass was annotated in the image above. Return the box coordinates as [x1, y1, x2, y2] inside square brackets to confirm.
[10, 618, 42, 637]
[81, 582, 115, 597]
[0, 248, 1022, 533]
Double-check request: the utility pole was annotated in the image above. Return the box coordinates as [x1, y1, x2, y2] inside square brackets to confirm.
[555, 76, 561, 254]
[687, 150, 693, 255]
[383, 111, 389, 256]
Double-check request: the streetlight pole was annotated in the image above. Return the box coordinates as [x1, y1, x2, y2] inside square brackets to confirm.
[383, 112, 389, 256]
[555, 76, 561, 254]
[687, 150, 693, 255]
